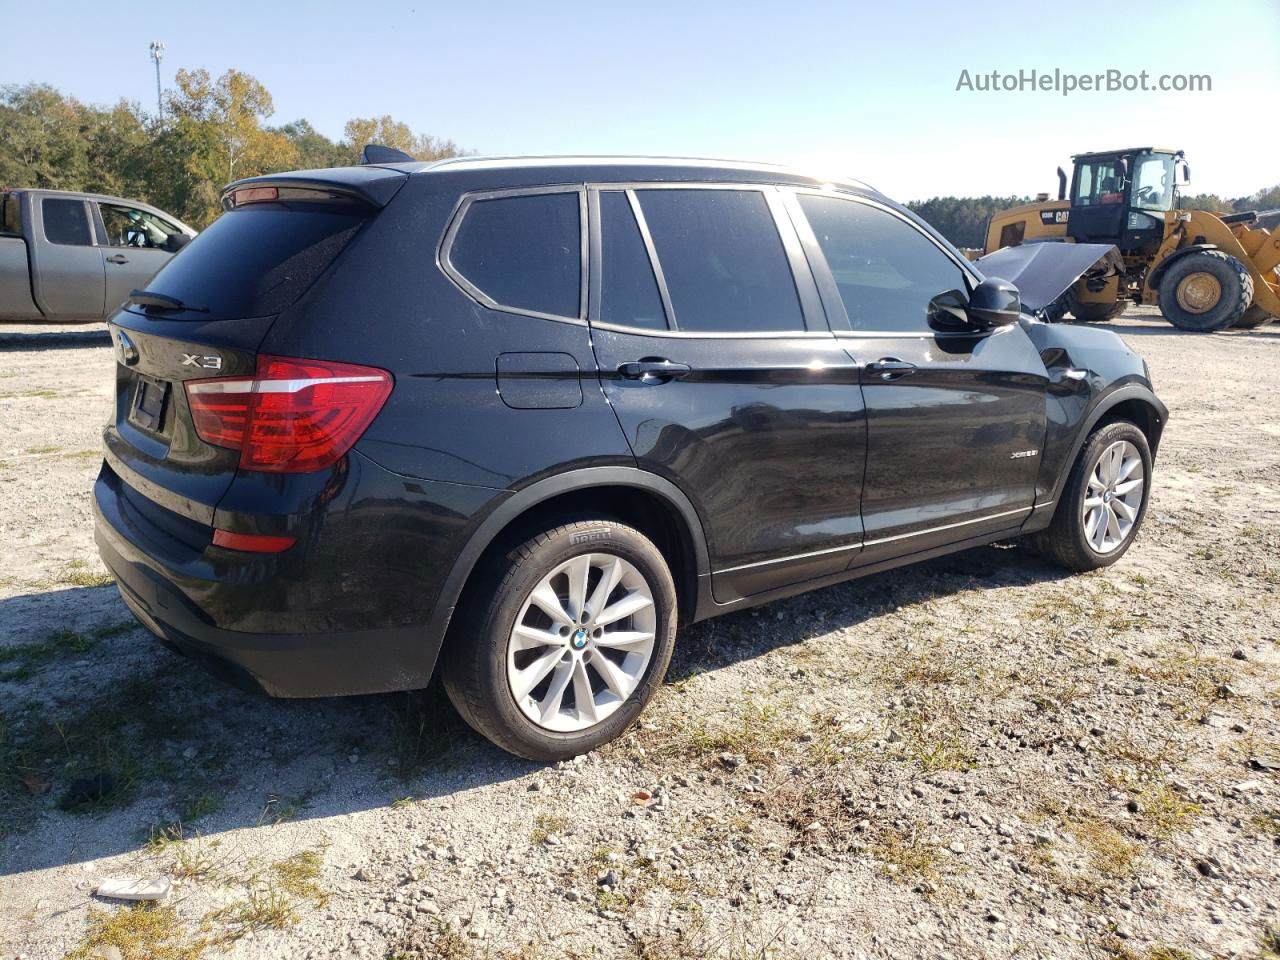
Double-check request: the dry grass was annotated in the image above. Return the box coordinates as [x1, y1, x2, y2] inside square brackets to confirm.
[64, 904, 207, 960]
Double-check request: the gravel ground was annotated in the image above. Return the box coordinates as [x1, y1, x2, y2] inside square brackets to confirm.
[1, 308, 1277, 960]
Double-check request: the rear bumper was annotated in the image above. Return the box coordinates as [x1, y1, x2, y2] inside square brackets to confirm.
[93, 452, 502, 697]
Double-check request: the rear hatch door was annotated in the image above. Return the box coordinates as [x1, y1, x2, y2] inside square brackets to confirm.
[104, 175, 402, 526]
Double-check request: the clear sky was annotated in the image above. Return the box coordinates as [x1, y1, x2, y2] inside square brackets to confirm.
[3, 0, 1277, 202]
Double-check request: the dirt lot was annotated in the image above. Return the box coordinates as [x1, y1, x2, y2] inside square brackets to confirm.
[1, 308, 1277, 960]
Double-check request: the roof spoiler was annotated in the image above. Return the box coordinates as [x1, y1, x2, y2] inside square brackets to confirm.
[361, 143, 415, 165]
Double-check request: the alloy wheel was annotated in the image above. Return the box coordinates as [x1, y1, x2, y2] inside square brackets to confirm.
[505, 553, 656, 732]
[1082, 439, 1145, 554]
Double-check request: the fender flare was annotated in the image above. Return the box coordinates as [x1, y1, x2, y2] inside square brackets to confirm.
[1146, 243, 1218, 293]
[1046, 383, 1168, 508]
[425, 466, 711, 648]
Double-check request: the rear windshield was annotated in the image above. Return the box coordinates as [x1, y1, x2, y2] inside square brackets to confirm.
[1, 194, 22, 237]
[139, 203, 367, 320]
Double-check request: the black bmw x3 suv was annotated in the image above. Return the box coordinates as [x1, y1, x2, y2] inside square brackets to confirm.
[95, 155, 1167, 760]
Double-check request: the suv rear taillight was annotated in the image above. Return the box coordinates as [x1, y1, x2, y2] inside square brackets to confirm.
[185, 355, 393, 473]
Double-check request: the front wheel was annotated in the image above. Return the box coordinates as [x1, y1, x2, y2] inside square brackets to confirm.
[441, 518, 677, 761]
[1029, 421, 1153, 571]
[1157, 250, 1253, 332]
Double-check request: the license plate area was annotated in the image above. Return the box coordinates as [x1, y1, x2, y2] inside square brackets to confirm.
[129, 375, 169, 433]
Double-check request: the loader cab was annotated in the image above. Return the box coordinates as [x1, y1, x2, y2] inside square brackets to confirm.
[1067, 148, 1184, 255]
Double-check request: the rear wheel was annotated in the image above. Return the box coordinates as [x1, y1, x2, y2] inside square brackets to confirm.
[1030, 421, 1152, 571]
[1234, 305, 1273, 329]
[1157, 250, 1253, 331]
[441, 518, 677, 761]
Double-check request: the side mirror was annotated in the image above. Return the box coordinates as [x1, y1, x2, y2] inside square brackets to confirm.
[165, 233, 191, 253]
[1175, 158, 1191, 187]
[928, 278, 1021, 333]
[967, 277, 1021, 328]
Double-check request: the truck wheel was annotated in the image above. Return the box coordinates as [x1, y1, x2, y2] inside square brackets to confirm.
[1065, 286, 1127, 323]
[1234, 305, 1273, 329]
[1157, 250, 1253, 332]
[1029, 421, 1152, 572]
[441, 519, 677, 761]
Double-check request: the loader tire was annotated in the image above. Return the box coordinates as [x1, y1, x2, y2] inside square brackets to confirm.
[1065, 286, 1127, 323]
[1234, 305, 1273, 329]
[1157, 250, 1253, 332]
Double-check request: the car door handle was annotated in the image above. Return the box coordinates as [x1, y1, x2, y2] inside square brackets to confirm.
[617, 359, 692, 383]
[865, 357, 917, 381]
[105, 254, 130, 264]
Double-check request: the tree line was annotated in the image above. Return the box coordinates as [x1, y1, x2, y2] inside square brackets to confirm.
[3, 72, 1277, 243]
[0, 71, 464, 229]
[908, 185, 1280, 250]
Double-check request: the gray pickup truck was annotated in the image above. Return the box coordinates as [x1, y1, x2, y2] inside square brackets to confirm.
[1, 188, 196, 322]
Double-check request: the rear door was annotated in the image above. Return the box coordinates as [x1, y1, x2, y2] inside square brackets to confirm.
[586, 184, 867, 603]
[95, 201, 184, 312]
[787, 189, 1048, 562]
[104, 197, 374, 525]
[29, 195, 104, 318]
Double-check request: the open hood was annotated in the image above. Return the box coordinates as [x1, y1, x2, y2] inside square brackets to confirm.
[974, 241, 1124, 313]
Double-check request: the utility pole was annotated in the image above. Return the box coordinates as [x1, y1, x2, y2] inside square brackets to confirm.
[149, 41, 165, 123]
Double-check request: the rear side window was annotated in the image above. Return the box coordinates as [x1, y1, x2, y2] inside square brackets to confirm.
[798, 194, 967, 333]
[600, 191, 666, 330]
[448, 192, 581, 319]
[140, 204, 365, 320]
[43, 198, 92, 246]
[1, 194, 21, 236]
[636, 189, 803, 334]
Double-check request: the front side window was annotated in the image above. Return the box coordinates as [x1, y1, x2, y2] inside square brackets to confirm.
[42, 198, 92, 246]
[1074, 158, 1127, 207]
[798, 194, 968, 334]
[99, 203, 182, 248]
[449, 191, 581, 319]
[636, 189, 804, 334]
[1130, 153, 1175, 212]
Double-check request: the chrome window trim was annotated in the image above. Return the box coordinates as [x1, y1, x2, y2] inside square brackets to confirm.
[711, 505, 1030, 575]
[585, 181, 822, 339]
[625, 189, 676, 329]
[437, 184, 588, 326]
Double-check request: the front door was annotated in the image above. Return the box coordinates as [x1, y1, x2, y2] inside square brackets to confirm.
[95, 202, 181, 312]
[788, 189, 1048, 563]
[586, 185, 867, 603]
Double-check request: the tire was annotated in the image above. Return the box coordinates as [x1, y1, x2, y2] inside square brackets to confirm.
[1234, 305, 1273, 329]
[1065, 286, 1127, 323]
[1030, 421, 1153, 572]
[1157, 250, 1253, 332]
[441, 518, 677, 761]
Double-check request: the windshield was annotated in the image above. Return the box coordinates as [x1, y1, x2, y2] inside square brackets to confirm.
[1073, 157, 1127, 207]
[1130, 153, 1176, 212]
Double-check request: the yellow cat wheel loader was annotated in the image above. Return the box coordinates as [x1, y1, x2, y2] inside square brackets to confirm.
[979, 148, 1280, 331]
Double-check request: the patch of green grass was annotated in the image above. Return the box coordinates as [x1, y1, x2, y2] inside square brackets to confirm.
[1140, 784, 1201, 837]
[24, 444, 61, 454]
[210, 884, 298, 934]
[869, 824, 945, 887]
[531, 813, 570, 845]
[57, 568, 116, 588]
[145, 826, 225, 882]
[64, 903, 207, 960]
[1072, 820, 1142, 878]
[270, 849, 329, 907]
